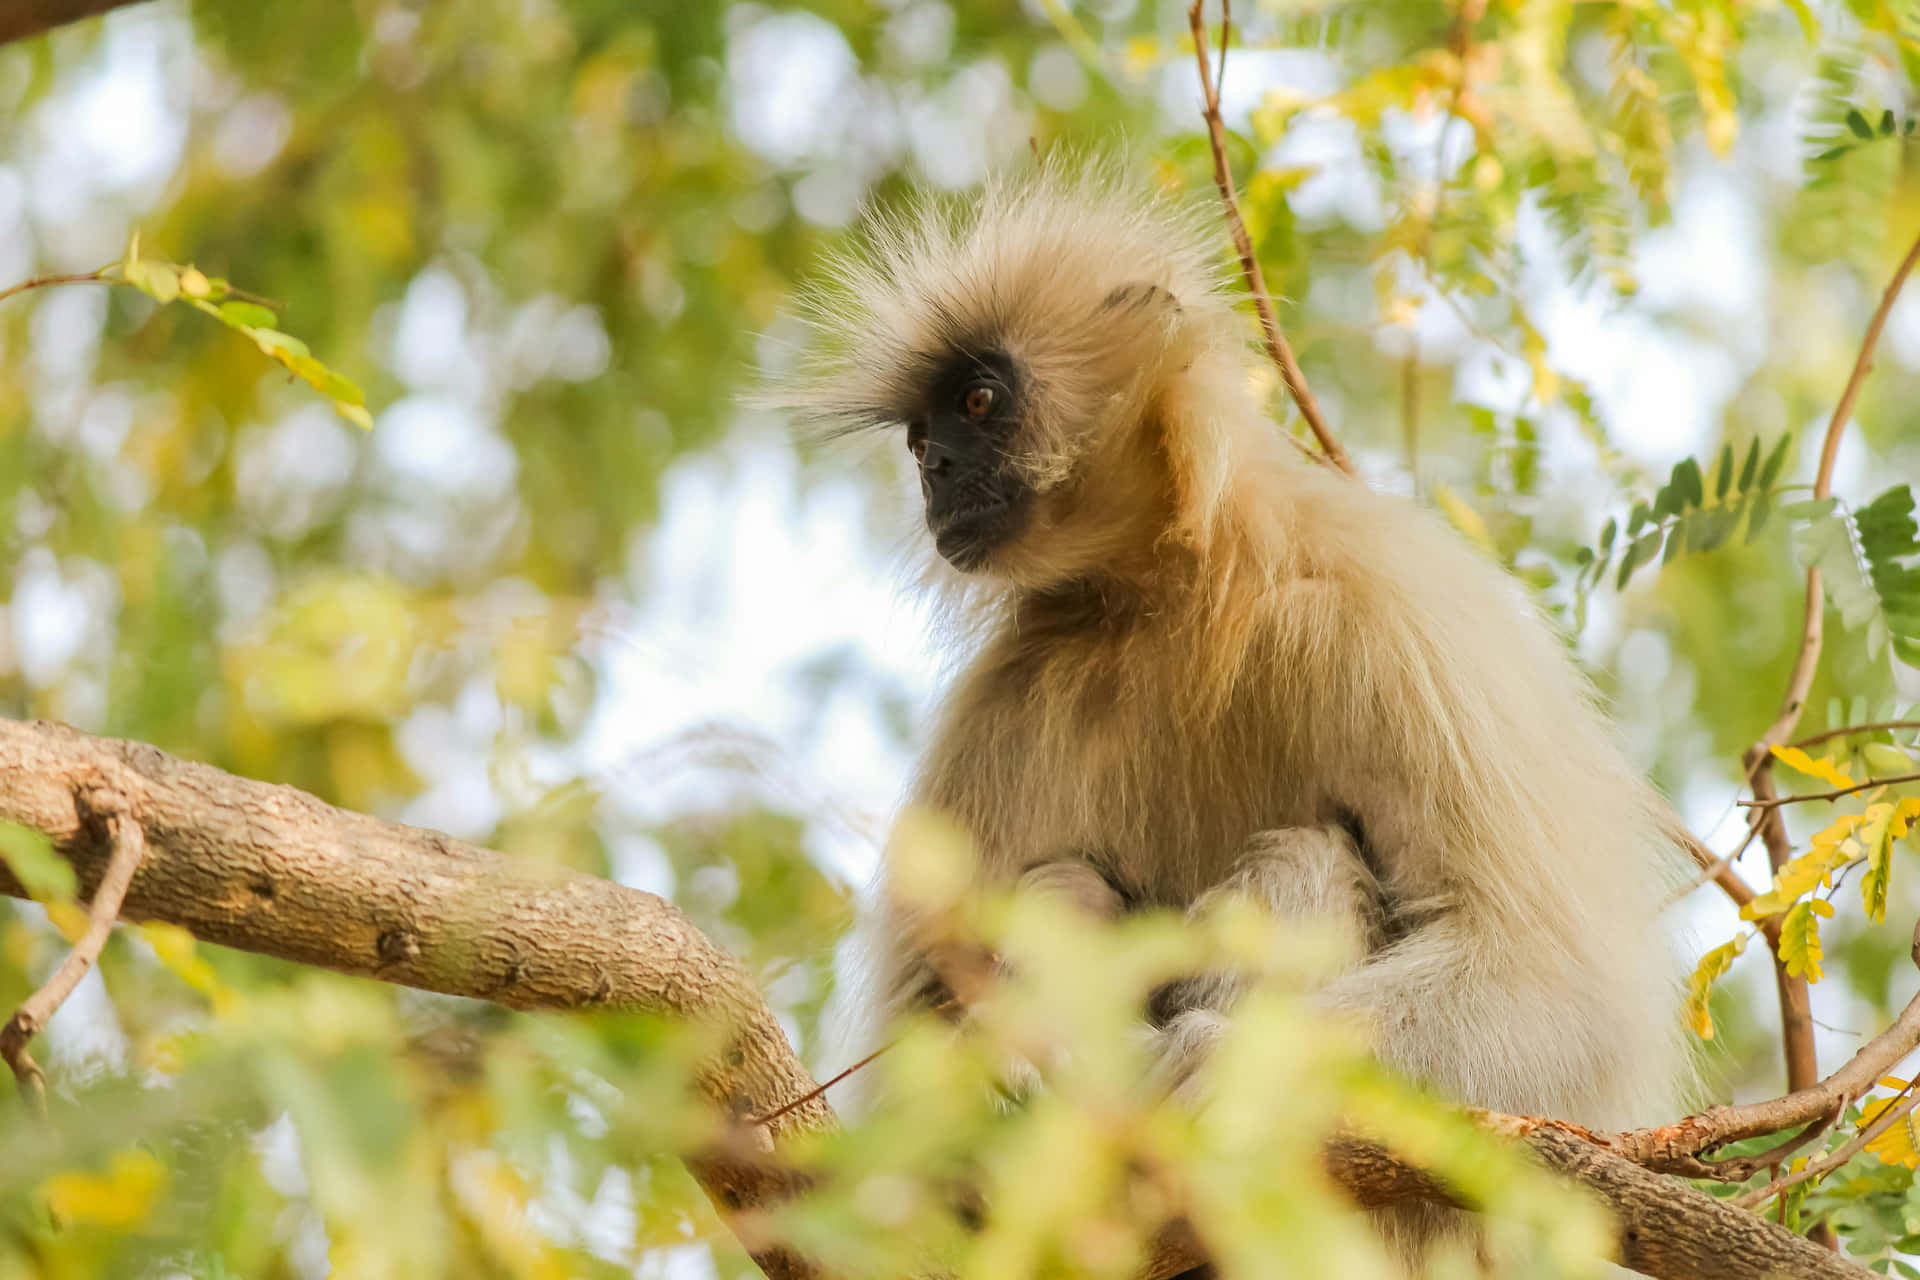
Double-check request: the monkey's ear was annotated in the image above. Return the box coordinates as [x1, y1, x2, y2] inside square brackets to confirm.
[1101, 282, 1181, 314]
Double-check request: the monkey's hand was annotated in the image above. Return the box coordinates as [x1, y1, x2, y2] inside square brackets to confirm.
[1147, 825, 1387, 1096]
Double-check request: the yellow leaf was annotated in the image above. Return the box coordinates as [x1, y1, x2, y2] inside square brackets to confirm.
[1432, 485, 1495, 556]
[1121, 36, 1161, 74]
[43, 1150, 167, 1227]
[1891, 796, 1920, 840]
[1684, 933, 1746, 1039]
[1770, 744, 1856, 790]
[1740, 824, 1858, 919]
[1861, 1093, 1920, 1168]
[45, 899, 90, 942]
[178, 267, 210, 298]
[141, 922, 230, 1011]
[1777, 900, 1826, 982]
[1859, 802, 1904, 922]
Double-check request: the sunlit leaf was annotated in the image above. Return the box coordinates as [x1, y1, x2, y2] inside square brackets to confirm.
[1685, 933, 1746, 1038]
[42, 1151, 167, 1227]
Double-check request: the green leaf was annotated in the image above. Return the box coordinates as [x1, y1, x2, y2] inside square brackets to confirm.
[335, 402, 375, 431]
[1880, 109, 1897, 136]
[1761, 433, 1795, 488]
[218, 300, 278, 329]
[1848, 108, 1876, 139]
[322, 369, 366, 407]
[1715, 444, 1734, 499]
[1626, 500, 1652, 537]
[125, 257, 180, 304]
[1663, 518, 1687, 564]
[250, 328, 312, 360]
[0, 821, 76, 903]
[1674, 457, 1706, 508]
[1617, 533, 1660, 589]
[1738, 437, 1760, 492]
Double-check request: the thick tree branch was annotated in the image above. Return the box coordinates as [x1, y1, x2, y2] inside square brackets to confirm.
[0, 0, 152, 45]
[0, 717, 831, 1280]
[0, 716, 1872, 1278]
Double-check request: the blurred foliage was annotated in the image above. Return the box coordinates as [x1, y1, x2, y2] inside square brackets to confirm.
[2, 0, 1920, 1273]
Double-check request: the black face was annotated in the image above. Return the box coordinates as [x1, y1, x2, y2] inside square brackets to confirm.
[905, 350, 1029, 571]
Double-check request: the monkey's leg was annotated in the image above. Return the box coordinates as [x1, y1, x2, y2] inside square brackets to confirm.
[1150, 825, 1387, 1092]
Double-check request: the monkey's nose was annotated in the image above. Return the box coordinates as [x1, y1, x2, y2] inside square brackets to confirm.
[918, 439, 956, 476]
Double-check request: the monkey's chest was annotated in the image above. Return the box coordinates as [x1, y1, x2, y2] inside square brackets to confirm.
[918, 664, 1315, 905]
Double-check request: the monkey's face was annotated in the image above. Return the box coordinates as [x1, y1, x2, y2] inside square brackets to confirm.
[904, 349, 1032, 571]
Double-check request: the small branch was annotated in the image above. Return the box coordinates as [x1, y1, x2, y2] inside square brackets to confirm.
[1733, 223, 1920, 1105]
[1733, 1081, 1920, 1212]
[1698, 1103, 1845, 1184]
[1186, 0, 1355, 476]
[1739, 772, 1920, 810]
[0, 0, 156, 45]
[1606, 985, 1920, 1176]
[1669, 813, 1766, 907]
[1789, 721, 1920, 752]
[749, 1042, 892, 1127]
[1, 790, 146, 1113]
[0, 269, 114, 307]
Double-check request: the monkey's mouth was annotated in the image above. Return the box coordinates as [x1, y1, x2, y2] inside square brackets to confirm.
[930, 498, 1026, 571]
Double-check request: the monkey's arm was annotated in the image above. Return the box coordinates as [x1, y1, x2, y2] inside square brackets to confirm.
[1147, 825, 1389, 1092]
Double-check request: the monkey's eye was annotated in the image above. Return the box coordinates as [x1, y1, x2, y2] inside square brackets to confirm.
[961, 384, 997, 420]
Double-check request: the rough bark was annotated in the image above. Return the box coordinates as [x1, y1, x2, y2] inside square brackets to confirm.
[0, 717, 831, 1280]
[0, 0, 152, 44]
[0, 717, 1871, 1279]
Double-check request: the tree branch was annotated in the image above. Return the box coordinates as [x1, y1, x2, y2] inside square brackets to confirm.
[1185, 0, 1355, 476]
[0, 716, 1873, 1278]
[0, 717, 831, 1280]
[1735, 223, 1920, 1114]
[0, 0, 153, 45]
[1, 789, 145, 1112]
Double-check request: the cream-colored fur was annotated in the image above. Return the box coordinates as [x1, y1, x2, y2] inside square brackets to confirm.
[784, 164, 1688, 1134]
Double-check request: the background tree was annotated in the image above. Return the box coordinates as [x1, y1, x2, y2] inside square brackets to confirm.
[1, 0, 1918, 1276]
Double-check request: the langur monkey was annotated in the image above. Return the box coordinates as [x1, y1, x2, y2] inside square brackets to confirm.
[782, 168, 1687, 1152]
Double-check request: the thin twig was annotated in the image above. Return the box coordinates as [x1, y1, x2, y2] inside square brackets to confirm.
[1, 792, 147, 1113]
[750, 1041, 893, 1127]
[0, 269, 112, 307]
[1700, 1101, 1847, 1183]
[1734, 1078, 1920, 1210]
[1186, 0, 1354, 476]
[1667, 810, 1768, 905]
[1739, 771, 1920, 810]
[1790, 721, 1920, 752]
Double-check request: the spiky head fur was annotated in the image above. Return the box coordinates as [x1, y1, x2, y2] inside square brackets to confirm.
[776, 164, 1291, 602]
